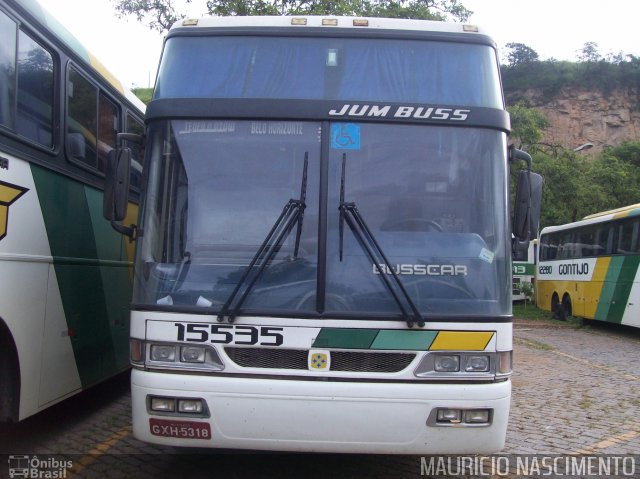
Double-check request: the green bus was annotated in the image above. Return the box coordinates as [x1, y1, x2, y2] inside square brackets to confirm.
[0, 0, 145, 421]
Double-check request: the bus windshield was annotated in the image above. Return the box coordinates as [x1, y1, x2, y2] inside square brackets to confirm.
[134, 119, 510, 317]
[154, 36, 503, 108]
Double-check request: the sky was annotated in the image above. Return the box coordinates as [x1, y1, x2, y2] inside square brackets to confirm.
[35, 0, 640, 90]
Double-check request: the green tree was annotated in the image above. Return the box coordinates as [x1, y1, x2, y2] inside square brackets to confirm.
[531, 149, 588, 227]
[507, 103, 550, 151]
[112, 0, 472, 33]
[504, 42, 539, 67]
[578, 41, 600, 63]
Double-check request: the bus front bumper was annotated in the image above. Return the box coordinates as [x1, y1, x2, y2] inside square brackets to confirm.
[131, 369, 510, 454]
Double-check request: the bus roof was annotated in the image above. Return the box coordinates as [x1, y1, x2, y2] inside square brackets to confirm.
[170, 15, 489, 37]
[13, 0, 145, 112]
[582, 203, 640, 220]
[540, 203, 640, 236]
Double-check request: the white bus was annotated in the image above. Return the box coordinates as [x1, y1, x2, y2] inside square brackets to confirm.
[537, 204, 640, 326]
[0, 0, 145, 421]
[105, 15, 541, 453]
[512, 239, 537, 301]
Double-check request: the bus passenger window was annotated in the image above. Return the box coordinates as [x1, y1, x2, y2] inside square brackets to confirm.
[98, 93, 118, 172]
[16, 30, 55, 147]
[0, 12, 17, 131]
[126, 114, 144, 190]
[67, 67, 98, 168]
[67, 66, 121, 173]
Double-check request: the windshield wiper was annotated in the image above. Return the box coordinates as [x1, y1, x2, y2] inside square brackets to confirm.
[293, 152, 308, 259]
[338, 154, 425, 328]
[217, 154, 309, 323]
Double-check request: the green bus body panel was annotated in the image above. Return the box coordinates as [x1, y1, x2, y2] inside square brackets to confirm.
[30, 165, 132, 387]
[313, 328, 379, 349]
[595, 255, 640, 324]
[313, 328, 438, 350]
[370, 330, 438, 350]
[512, 262, 535, 276]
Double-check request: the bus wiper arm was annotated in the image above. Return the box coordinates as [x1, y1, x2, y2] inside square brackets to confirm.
[293, 152, 308, 259]
[217, 155, 308, 324]
[339, 154, 424, 328]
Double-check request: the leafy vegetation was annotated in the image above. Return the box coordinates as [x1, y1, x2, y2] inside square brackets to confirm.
[512, 303, 553, 321]
[509, 101, 640, 229]
[132, 87, 153, 105]
[113, 0, 471, 33]
[501, 42, 640, 102]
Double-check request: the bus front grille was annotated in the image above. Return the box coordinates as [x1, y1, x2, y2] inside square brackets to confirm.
[224, 347, 416, 373]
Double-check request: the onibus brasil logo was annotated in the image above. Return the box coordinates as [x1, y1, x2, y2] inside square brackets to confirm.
[0, 180, 28, 241]
[8, 455, 72, 478]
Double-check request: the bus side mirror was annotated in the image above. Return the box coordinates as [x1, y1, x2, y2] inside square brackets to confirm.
[513, 169, 543, 242]
[104, 147, 131, 222]
[510, 146, 543, 254]
[103, 132, 143, 240]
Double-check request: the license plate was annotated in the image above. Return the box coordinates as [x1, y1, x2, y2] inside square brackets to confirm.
[149, 418, 211, 440]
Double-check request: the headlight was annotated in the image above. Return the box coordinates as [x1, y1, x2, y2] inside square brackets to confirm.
[434, 355, 460, 372]
[465, 355, 490, 372]
[414, 351, 510, 379]
[150, 397, 176, 412]
[181, 346, 206, 363]
[150, 344, 176, 362]
[139, 341, 224, 371]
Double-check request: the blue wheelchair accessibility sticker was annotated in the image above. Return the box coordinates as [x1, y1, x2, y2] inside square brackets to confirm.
[331, 123, 361, 150]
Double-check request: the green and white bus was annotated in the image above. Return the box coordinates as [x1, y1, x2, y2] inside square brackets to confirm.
[512, 239, 536, 301]
[0, 0, 145, 421]
[537, 204, 640, 326]
[106, 15, 541, 453]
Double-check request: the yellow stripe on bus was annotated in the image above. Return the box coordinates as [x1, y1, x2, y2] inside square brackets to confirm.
[583, 257, 611, 318]
[429, 331, 494, 351]
[87, 51, 124, 94]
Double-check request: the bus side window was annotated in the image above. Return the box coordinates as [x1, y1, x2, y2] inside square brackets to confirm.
[67, 67, 97, 168]
[67, 65, 120, 173]
[0, 11, 17, 131]
[0, 13, 55, 148]
[126, 113, 144, 190]
[97, 93, 118, 172]
[558, 232, 573, 259]
[16, 30, 55, 147]
[617, 218, 637, 254]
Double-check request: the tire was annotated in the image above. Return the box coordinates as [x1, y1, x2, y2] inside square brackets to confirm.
[559, 296, 572, 321]
[0, 328, 20, 422]
[551, 294, 561, 320]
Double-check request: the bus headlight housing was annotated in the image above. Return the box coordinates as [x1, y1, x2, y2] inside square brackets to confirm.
[150, 344, 176, 362]
[181, 346, 206, 363]
[465, 355, 490, 372]
[428, 408, 493, 427]
[414, 351, 511, 379]
[434, 355, 460, 372]
[131, 339, 224, 372]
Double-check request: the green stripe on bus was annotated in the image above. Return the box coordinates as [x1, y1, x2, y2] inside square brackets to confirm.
[370, 330, 437, 350]
[606, 255, 640, 323]
[313, 328, 378, 349]
[31, 165, 130, 387]
[313, 329, 439, 350]
[595, 256, 623, 321]
[85, 187, 131, 370]
[512, 262, 536, 275]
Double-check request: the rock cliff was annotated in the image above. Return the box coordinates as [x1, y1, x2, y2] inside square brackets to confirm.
[506, 87, 640, 154]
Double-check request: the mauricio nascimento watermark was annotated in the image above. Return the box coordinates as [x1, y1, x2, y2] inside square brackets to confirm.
[420, 455, 637, 477]
[7, 455, 72, 479]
